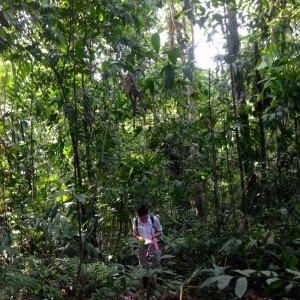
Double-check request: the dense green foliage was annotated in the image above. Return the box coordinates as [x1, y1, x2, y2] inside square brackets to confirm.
[0, 0, 299, 299]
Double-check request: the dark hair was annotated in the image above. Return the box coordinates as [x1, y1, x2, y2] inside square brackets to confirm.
[137, 204, 148, 216]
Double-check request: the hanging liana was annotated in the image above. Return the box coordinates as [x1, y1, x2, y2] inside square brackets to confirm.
[122, 74, 145, 116]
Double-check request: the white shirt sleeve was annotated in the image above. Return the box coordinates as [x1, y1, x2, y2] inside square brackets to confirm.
[153, 215, 162, 234]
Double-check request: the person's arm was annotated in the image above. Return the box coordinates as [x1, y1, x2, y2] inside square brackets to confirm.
[152, 216, 163, 238]
[152, 231, 162, 238]
[135, 234, 144, 242]
[132, 219, 143, 242]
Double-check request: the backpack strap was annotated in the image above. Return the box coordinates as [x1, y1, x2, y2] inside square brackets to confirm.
[135, 217, 139, 235]
[150, 214, 156, 232]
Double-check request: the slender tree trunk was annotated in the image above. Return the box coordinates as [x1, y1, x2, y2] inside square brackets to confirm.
[168, 1, 176, 51]
[254, 42, 267, 169]
[295, 117, 300, 181]
[226, 1, 251, 173]
[224, 0, 253, 213]
[113, 194, 124, 255]
[29, 68, 36, 200]
[208, 69, 221, 232]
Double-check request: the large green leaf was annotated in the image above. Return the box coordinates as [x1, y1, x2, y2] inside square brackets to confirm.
[164, 64, 174, 89]
[266, 278, 283, 289]
[200, 276, 219, 288]
[167, 48, 181, 64]
[235, 277, 248, 298]
[146, 78, 155, 95]
[35, 100, 43, 117]
[75, 40, 83, 59]
[86, 243, 99, 260]
[233, 269, 256, 277]
[286, 269, 300, 279]
[217, 275, 234, 290]
[75, 193, 89, 204]
[151, 32, 160, 54]
[101, 60, 110, 71]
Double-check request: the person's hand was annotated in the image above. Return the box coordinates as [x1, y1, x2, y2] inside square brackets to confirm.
[135, 235, 144, 242]
[145, 236, 154, 244]
[150, 235, 159, 249]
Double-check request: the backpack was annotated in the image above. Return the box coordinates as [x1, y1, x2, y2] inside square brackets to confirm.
[135, 214, 156, 235]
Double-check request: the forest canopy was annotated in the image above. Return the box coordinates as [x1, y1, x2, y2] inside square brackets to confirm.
[0, 0, 299, 299]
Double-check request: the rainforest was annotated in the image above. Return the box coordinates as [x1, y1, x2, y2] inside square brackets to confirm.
[0, 0, 299, 299]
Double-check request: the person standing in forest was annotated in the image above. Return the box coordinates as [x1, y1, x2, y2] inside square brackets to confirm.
[132, 204, 162, 288]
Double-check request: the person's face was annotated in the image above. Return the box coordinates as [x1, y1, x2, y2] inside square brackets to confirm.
[139, 214, 148, 224]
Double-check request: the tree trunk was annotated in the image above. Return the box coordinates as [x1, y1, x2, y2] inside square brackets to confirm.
[254, 42, 267, 169]
[224, 0, 253, 213]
